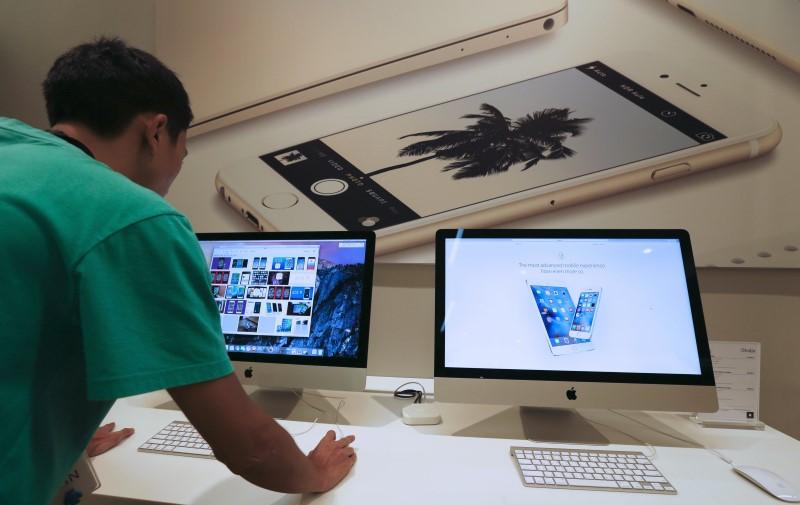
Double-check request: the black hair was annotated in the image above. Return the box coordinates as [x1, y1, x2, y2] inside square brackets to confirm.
[42, 37, 193, 140]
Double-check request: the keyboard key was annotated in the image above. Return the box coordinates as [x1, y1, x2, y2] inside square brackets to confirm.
[173, 446, 214, 456]
[567, 478, 619, 488]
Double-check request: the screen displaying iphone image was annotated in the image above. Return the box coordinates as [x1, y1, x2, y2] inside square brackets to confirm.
[268, 271, 290, 285]
[307, 257, 316, 270]
[288, 302, 311, 316]
[570, 290, 601, 341]
[246, 286, 266, 299]
[529, 285, 576, 349]
[296, 257, 305, 270]
[259, 257, 268, 270]
[267, 286, 276, 299]
[257, 60, 726, 232]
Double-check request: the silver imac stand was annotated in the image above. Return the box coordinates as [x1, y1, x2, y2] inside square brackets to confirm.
[249, 389, 303, 420]
[520, 407, 609, 445]
[248, 388, 350, 425]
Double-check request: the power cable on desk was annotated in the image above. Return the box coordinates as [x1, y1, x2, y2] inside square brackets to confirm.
[393, 381, 427, 404]
[608, 410, 734, 466]
[288, 390, 346, 438]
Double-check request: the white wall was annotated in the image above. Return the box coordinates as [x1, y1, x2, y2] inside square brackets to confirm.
[0, 0, 156, 128]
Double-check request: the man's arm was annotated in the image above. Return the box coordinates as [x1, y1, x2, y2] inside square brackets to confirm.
[168, 373, 355, 493]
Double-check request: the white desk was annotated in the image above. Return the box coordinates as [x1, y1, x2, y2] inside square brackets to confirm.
[89, 386, 800, 505]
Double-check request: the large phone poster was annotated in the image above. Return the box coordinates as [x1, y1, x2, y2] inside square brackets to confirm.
[260, 62, 722, 231]
[443, 238, 703, 374]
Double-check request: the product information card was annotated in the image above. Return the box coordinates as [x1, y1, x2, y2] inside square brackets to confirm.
[696, 340, 762, 428]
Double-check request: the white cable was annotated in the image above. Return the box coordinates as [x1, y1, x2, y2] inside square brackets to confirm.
[608, 410, 733, 466]
[291, 390, 346, 438]
[393, 381, 428, 403]
[290, 417, 320, 436]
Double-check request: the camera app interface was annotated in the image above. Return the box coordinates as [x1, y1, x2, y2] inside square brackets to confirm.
[200, 239, 369, 359]
[259, 61, 723, 231]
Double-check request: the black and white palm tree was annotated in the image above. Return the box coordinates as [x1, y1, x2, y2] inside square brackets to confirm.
[368, 104, 591, 180]
[513, 108, 592, 171]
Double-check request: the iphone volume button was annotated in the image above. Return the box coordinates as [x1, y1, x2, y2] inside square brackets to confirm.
[651, 163, 691, 181]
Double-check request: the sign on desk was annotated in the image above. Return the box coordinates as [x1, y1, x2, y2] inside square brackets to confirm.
[696, 341, 762, 428]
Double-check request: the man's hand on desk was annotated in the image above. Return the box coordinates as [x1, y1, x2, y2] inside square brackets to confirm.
[309, 430, 357, 492]
[168, 373, 358, 494]
[87, 422, 135, 456]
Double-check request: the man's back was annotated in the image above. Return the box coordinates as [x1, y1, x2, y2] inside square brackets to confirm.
[6, 36, 357, 503]
[0, 118, 232, 503]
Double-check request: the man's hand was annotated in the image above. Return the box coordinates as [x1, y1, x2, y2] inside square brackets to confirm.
[308, 430, 357, 492]
[87, 422, 134, 456]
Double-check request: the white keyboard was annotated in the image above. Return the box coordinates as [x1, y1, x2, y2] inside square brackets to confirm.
[511, 446, 676, 494]
[138, 420, 215, 459]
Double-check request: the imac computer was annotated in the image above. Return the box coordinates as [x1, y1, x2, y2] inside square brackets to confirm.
[434, 229, 717, 443]
[197, 231, 374, 414]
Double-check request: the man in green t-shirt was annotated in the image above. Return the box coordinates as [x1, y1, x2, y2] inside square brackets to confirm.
[0, 38, 355, 505]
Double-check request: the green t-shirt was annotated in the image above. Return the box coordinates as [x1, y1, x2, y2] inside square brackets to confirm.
[0, 118, 234, 505]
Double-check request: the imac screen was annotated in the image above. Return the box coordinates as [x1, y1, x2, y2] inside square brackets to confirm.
[436, 230, 713, 383]
[198, 232, 374, 366]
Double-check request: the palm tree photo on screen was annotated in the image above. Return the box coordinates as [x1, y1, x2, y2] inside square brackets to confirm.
[368, 104, 592, 179]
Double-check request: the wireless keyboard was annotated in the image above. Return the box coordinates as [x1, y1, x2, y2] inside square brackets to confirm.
[511, 446, 677, 494]
[138, 420, 214, 459]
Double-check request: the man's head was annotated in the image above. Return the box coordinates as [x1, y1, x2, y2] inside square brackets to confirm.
[43, 37, 193, 195]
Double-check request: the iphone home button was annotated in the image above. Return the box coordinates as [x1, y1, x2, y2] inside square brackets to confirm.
[651, 163, 691, 181]
[261, 193, 299, 209]
[311, 179, 349, 196]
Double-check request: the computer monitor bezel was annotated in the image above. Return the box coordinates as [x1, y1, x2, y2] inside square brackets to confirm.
[197, 230, 375, 370]
[434, 229, 716, 388]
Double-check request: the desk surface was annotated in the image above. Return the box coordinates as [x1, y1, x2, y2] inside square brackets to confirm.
[166, 0, 800, 268]
[91, 386, 800, 505]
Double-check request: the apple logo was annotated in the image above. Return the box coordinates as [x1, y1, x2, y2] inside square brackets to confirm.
[566, 387, 577, 401]
[244, 367, 253, 379]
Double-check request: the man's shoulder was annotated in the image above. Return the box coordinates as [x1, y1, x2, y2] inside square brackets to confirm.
[0, 118, 188, 263]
